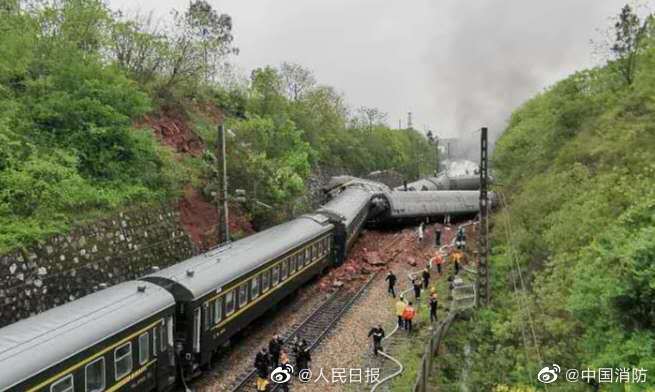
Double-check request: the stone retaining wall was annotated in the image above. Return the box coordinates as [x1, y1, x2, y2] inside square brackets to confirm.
[0, 207, 196, 327]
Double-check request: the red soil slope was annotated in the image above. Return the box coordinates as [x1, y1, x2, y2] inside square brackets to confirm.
[138, 103, 252, 251]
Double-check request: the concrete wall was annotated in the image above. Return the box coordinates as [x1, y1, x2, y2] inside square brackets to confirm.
[0, 207, 196, 327]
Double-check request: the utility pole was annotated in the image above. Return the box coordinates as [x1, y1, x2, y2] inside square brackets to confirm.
[216, 124, 230, 245]
[434, 136, 440, 174]
[477, 127, 490, 306]
[408, 112, 419, 179]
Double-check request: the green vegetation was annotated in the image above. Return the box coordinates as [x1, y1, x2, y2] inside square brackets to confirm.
[388, 272, 452, 392]
[217, 64, 437, 223]
[0, 0, 195, 251]
[0, 0, 436, 251]
[435, 5, 655, 391]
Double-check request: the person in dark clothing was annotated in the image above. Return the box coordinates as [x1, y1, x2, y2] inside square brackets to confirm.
[429, 293, 438, 323]
[268, 334, 283, 368]
[368, 324, 386, 356]
[421, 267, 430, 289]
[434, 228, 441, 246]
[291, 337, 301, 373]
[456, 227, 466, 250]
[447, 274, 456, 300]
[412, 278, 421, 300]
[254, 348, 270, 391]
[385, 270, 397, 297]
[296, 339, 311, 374]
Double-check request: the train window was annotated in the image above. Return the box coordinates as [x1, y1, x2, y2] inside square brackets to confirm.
[204, 303, 211, 331]
[114, 342, 132, 380]
[289, 256, 296, 272]
[160, 323, 166, 353]
[261, 270, 270, 292]
[193, 308, 201, 353]
[239, 283, 248, 307]
[251, 277, 260, 299]
[167, 317, 174, 348]
[297, 252, 304, 267]
[85, 357, 105, 392]
[153, 327, 157, 358]
[51, 375, 73, 392]
[271, 266, 280, 286]
[225, 290, 235, 315]
[214, 297, 223, 324]
[139, 332, 149, 365]
[280, 260, 288, 280]
[305, 248, 311, 264]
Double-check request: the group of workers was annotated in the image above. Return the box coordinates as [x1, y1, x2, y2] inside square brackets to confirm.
[254, 334, 311, 391]
[371, 224, 469, 352]
[253, 223, 469, 378]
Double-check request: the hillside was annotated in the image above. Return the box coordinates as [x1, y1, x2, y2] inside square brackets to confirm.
[435, 7, 655, 391]
[0, 0, 437, 252]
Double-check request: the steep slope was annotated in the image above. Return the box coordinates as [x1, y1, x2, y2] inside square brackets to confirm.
[433, 22, 655, 392]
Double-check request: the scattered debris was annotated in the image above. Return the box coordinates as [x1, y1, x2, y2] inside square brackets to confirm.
[318, 223, 463, 292]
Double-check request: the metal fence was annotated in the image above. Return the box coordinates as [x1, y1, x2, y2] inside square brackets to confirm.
[412, 283, 475, 392]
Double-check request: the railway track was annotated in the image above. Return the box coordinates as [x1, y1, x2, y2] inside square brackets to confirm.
[228, 272, 379, 391]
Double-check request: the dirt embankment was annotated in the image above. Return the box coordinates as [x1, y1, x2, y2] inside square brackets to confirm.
[138, 103, 253, 251]
[137, 105, 207, 156]
[178, 185, 254, 251]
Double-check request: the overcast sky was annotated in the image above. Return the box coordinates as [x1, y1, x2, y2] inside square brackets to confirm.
[109, 0, 630, 152]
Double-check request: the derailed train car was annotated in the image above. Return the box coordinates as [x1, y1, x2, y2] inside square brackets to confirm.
[317, 187, 372, 258]
[370, 190, 488, 225]
[0, 175, 491, 392]
[395, 172, 483, 191]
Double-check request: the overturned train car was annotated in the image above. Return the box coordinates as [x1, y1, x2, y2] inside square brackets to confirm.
[369, 190, 495, 225]
[394, 172, 486, 192]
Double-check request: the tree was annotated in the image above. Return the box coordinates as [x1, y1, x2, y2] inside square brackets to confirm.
[610, 4, 650, 85]
[356, 106, 387, 132]
[248, 66, 286, 117]
[110, 13, 168, 85]
[164, 0, 237, 88]
[279, 62, 316, 101]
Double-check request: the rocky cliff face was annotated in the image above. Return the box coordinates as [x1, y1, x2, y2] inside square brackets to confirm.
[0, 207, 195, 327]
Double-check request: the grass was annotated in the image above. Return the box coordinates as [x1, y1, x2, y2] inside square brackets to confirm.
[387, 263, 458, 391]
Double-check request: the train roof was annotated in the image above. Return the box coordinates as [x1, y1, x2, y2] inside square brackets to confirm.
[142, 217, 334, 301]
[384, 190, 481, 218]
[0, 281, 175, 390]
[396, 177, 443, 191]
[323, 176, 390, 194]
[317, 187, 371, 227]
[394, 173, 483, 192]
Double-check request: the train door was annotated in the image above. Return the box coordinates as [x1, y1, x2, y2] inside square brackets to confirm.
[155, 316, 176, 391]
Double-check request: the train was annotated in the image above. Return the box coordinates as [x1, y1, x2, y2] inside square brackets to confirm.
[394, 172, 483, 192]
[0, 177, 491, 392]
